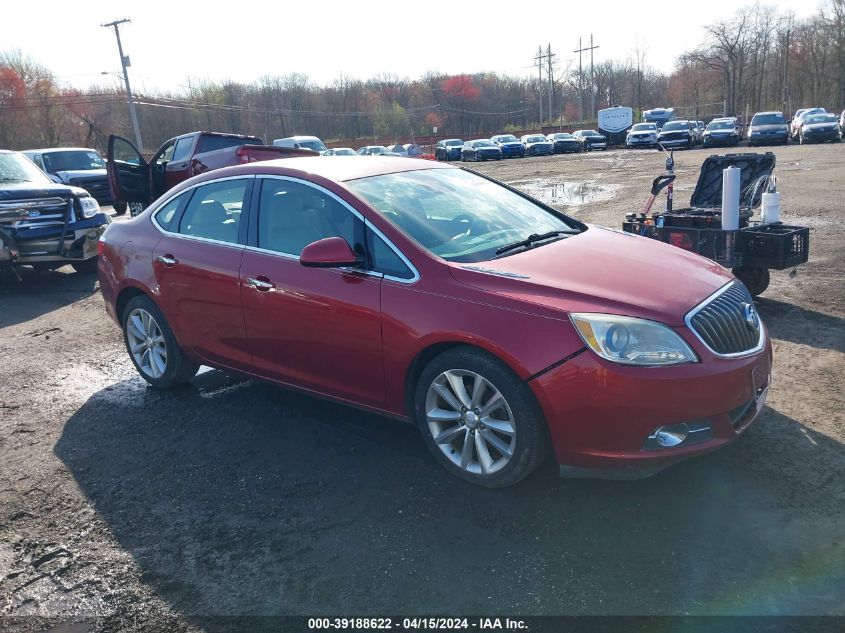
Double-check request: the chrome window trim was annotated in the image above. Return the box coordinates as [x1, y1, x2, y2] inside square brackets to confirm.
[254, 175, 420, 285]
[684, 281, 766, 359]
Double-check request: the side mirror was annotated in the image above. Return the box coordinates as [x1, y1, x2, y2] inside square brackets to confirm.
[300, 237, 362, 269]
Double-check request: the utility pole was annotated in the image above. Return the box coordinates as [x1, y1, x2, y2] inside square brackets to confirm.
[575, 36, 600, 122]
[781, 27, 791, 114]
[546, 43, 555, 130]
[574, 37, 584, 121]
[535, 46, 545, 126]
[102, 18, 143, 152]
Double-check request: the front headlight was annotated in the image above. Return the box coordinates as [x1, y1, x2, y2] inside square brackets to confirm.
[570, 313, 698, 366]
[78, 196, 100, 219]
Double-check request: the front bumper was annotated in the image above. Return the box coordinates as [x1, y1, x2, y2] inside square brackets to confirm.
[530, 335, 773, 479]
[703, 135, 738, 147]
[749, 132, 788, 145]
[626, 137, 656, 147]
[0, 214, 110, 266]
[803, 129, 840, 142]
[553, 142, 580, 153]
[585, 141, 607, 150]
[500, 145, 525, 157]
[658, 137, 693, 148]
[527, 145, 554, 155]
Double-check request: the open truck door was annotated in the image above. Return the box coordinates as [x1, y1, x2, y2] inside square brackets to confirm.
[107, 135, 151, 211]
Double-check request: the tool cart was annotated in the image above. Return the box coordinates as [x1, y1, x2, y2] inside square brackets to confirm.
[623, 151, 810, 296]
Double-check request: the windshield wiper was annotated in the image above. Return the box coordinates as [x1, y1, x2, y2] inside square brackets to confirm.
[495, 230, 578, 256]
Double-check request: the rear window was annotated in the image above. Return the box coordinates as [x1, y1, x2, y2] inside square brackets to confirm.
[197, 135, 263, 153]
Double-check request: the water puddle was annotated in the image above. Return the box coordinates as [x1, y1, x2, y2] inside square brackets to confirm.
[510, 179, 618, 207]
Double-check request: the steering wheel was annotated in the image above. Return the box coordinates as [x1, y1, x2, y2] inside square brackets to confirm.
[450, 213, 475, 236]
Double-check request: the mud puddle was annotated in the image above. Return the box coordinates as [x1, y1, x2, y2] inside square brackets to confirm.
[510, 179, 618, 207]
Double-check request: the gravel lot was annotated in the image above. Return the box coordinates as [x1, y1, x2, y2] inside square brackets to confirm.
[1, 144, 843, 631]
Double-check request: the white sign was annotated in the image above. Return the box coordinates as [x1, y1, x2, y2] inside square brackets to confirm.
[433, 126, 438, 134]
[598, 107, 633, 133]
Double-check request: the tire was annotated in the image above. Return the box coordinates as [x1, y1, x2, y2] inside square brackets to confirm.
[799, 132, 804, 145]
[128, 202, 145, 217]
[113, 201, 128, 215]
[414, 346, 550, 488]
[732, 266, 770, 297]
[71, 257, 99, 274]
[122, 295, 199, 388]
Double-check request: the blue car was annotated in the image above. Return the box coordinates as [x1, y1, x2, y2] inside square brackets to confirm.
[435, 139, 464, 161]
[491, 134, 526, 158]
[461, 139, 503, 162]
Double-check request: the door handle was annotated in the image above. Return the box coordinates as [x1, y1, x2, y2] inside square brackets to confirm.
[156, 254, 178, 266]
[246, 277, 275, 291]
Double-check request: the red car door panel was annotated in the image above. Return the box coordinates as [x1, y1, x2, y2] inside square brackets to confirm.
[153, 236, 250, 370]
[240, 252, 384, 407]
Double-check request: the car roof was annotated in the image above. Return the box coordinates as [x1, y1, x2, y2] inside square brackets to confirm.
[22, 147, 99, 154]
[194, 156, 452, 184]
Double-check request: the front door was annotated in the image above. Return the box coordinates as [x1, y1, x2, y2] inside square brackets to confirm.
[165, 135, 195, 191]
[152, 176, 254, 370]
[107, 135, 150, 204]
[240, 177, 385, 407]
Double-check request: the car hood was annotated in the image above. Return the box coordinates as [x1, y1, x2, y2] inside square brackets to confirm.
[804, 123, 838, 131]
[583, 135, 606, 141]
[497, 142, 523, 146]
[750, 124, 787, 133]
[659, 129, 690, 136]
[705, 129, 735, 135]
[448, 226, 733, 326]
[0, 181, 84, 201]
[53, 168, 108, 180]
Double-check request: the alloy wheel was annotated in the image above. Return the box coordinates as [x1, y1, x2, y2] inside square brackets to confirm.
[425, 369, 516, 476]
[126, 308, 168, 379]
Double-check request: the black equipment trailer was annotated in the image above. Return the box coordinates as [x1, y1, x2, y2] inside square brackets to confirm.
[623, 152, 809, 296]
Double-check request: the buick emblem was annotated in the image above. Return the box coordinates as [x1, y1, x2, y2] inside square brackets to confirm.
[24, 210, 41, 218]
[743, 303, 759, 330]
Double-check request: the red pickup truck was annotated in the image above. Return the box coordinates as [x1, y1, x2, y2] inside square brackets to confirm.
[107, 132, 311, 215]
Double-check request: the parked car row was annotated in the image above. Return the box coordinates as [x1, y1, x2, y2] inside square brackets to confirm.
[436, 130, 610, 162]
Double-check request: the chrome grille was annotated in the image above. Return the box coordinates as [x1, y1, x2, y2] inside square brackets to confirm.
[69, 176, 110, 202]
[0, 197, 71, 230]
[687, 282, 763, 356]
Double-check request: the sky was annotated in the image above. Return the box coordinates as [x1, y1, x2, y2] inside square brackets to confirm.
[1, 0, 821, 94]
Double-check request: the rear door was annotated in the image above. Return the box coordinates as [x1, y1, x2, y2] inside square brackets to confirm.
[107, 135, 150, 204]
[152, 176, 254, 370]
[240, 176, 385, 406]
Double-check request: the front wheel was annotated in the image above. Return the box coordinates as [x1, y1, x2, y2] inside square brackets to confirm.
[414, 347, 549, 488]
[113, 201, 128, 215]
[71, 257, 99, 274]
[122, 295, 199, 388]
[128, 202, 145, 217]
[732, 266, 770, 297]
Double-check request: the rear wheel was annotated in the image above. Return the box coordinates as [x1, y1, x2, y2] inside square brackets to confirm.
[122, 295, 199, 388]
[733, 266, 770, 297]
[414, 347, 549, 488]
[113, 201, 128, 215]
[128, 202, 145, 217]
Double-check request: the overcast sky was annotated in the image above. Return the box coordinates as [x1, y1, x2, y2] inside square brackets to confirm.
[2, 0, 821, 94]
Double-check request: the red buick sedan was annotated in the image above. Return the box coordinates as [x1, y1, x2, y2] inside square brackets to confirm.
[98, 157, 772, 487]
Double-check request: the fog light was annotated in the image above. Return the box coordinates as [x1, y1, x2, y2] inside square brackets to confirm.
[87, 230, 99, 240]
[644, 423, 689, 450]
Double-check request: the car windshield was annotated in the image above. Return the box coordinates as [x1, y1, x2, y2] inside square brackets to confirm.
[334, 149, 355, 155]
[494, 135, 518, 142]
[581, 130, 599, 136]
[526, 136, 545, 142]
[552, 133, 574, 139]
[346, 168, 578, 263]
[805, 114, 837, 124]
[708, 120, 734, 130]
[751, 113, 785, 125]
[0, 152, 52, 184]
[445, 140, 463, 146]
[41, 150, 105, 172]
[473, 141, 493, 147]
[631, 124, 656, 132]
[662, 122, 688, 131]
[298, 139, 328, 152]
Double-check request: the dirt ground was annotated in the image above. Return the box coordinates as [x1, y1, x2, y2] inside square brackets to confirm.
[0, 144, 843, 632]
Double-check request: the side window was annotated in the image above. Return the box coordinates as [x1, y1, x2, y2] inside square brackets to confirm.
[171, 137, 194, 163]
[367, 229, 414, 280]
[155, 141, 176, 166]
[177, 179, 249, 244]
[153, 192, 190, 231]
[257, 179, 359, 256]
